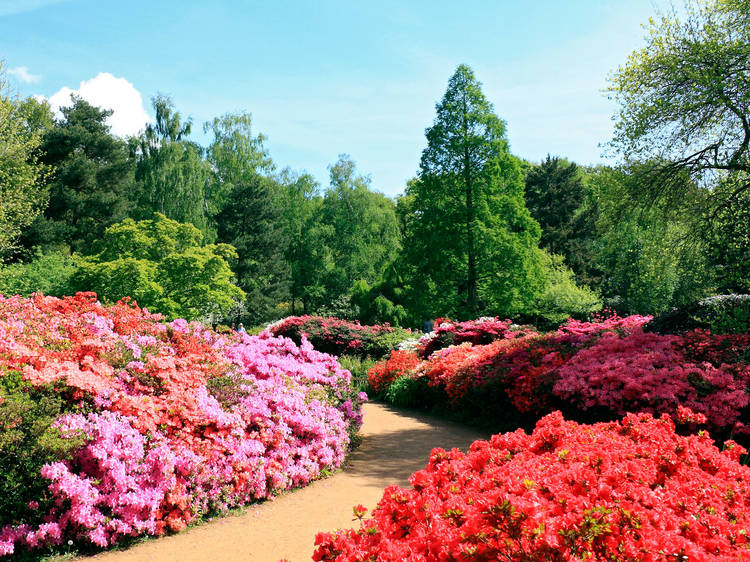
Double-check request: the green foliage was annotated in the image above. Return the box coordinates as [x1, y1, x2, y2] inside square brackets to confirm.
[524, 156, 598, 284]
[0, 249, 76, 297]
[337, 355, 376, 393]
[607, 0, 750, 212]
[275, 170, 322, 314]
[317, 155, 401, 305]
[204, 111, 274, 215]
[314, 294, 360, 321]
[72, 213, 244, 320]
[216, 174, 288, 324]
[402, 64, 545, 319]
[528, 251, 602, 325]
[133, 95, 214, 239]
[351, 271, 409, 327]
[0, 63, 50, 258]
[384, 375, 426, 409]
[586, 165, 711, 314]
[0, 372, 87, 529]
[646, 294, 750, 335]
[702, 174, 750, 293]
[22, 97, 136, 254]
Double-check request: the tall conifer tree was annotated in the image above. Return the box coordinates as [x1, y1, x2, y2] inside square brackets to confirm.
[404, 65, 543, 318]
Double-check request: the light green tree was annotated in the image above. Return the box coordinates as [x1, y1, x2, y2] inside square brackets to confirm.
[0, 62, 50, 257]
[318, 155, 401, 302]
[72, 213, 244, 320]
[608, 0, 750, 212]
[133, 95, 213, 238]
[204, 111, 274, 213]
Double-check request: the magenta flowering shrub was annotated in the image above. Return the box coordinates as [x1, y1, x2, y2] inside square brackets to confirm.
[379, 313, 750, 439]
[0, 294, 365, 557]
[554, 330, 750, 430]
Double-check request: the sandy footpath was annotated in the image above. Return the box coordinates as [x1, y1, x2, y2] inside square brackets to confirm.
[85, 402, 487, 562]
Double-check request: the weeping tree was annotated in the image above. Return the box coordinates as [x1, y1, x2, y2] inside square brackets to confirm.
[133, 95, 213, 238]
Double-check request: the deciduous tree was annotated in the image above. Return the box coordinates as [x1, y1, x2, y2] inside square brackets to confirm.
[608, 0, 750, 213]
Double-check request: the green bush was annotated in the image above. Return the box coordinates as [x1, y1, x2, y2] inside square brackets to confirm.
[385, 375, 429, 409]
[338, 355, 376, 393]
[526, 252, 602, 325]
[269, 316, 415, 359]
[0, 249, 77, 297]
[71, 214, 244, 320]
[0, 372, 87, 529]
[369, 328, 417, 358]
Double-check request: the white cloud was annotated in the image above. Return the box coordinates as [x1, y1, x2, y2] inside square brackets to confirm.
[45, 73, 150, 138]
[8, 66, 41, 83]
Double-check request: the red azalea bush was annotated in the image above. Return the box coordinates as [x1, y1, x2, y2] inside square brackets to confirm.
[0, 294, 366, 557]
[314, 410, 750, 561]
[415, 316, 535, 359]
[367, 350, 422, 395]
[267, 316, 412, 359]
[380, 314, 750, 438]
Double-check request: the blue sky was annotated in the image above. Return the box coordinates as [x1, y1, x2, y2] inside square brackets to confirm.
[1, 0, 663, 197]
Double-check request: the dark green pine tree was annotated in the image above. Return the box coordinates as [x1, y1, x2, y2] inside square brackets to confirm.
[216, 175, 288, 323]
[403, 64, 544, 318]
[524, 155, 597, 283]
[22, 97, 135, 254]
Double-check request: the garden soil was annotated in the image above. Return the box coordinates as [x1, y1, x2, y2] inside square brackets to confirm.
[84, 402, 487, 562]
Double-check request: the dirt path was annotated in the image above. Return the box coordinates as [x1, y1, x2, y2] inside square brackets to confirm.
[86, 403, 487, 562]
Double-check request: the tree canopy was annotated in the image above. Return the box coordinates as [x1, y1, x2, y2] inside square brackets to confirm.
[608, 0, 750, 212]
[72, 213, 244, 320]
[22, 97, 135, 254]
[0, 63, 50, 258]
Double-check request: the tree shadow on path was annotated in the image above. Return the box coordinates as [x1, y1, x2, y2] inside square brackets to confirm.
[343, 403, 489, 488]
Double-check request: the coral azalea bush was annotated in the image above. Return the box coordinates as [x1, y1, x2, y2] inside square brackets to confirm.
[314, 410, 750, 561]
[0, 294, 365, 557]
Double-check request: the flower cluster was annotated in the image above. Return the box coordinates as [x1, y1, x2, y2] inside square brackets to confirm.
[415, 316, 534, 359]
[0, 294, 364, 557]
[373, 314, 750, 437]
[367, 350, 422, 395]
[267, 316, 411, 359]
[314, 410, 750, 560]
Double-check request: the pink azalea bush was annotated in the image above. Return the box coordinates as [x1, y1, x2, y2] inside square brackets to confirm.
[0, 293, 365, 557]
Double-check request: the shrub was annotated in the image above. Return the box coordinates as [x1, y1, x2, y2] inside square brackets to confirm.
[0, 250, 76, 298]
[267, 316, 412, 359]
[314, 410, 750, 561]
[367, 350, 421, 396]
[70, 214, 245, 320]
[0, 373, 86, 532]
[0, 294, 364, 557]
[416, 317, 534, 359]
[377, 314, 750, 440]
[528, 251, 602, 325]
[337, 356, 376, 393]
